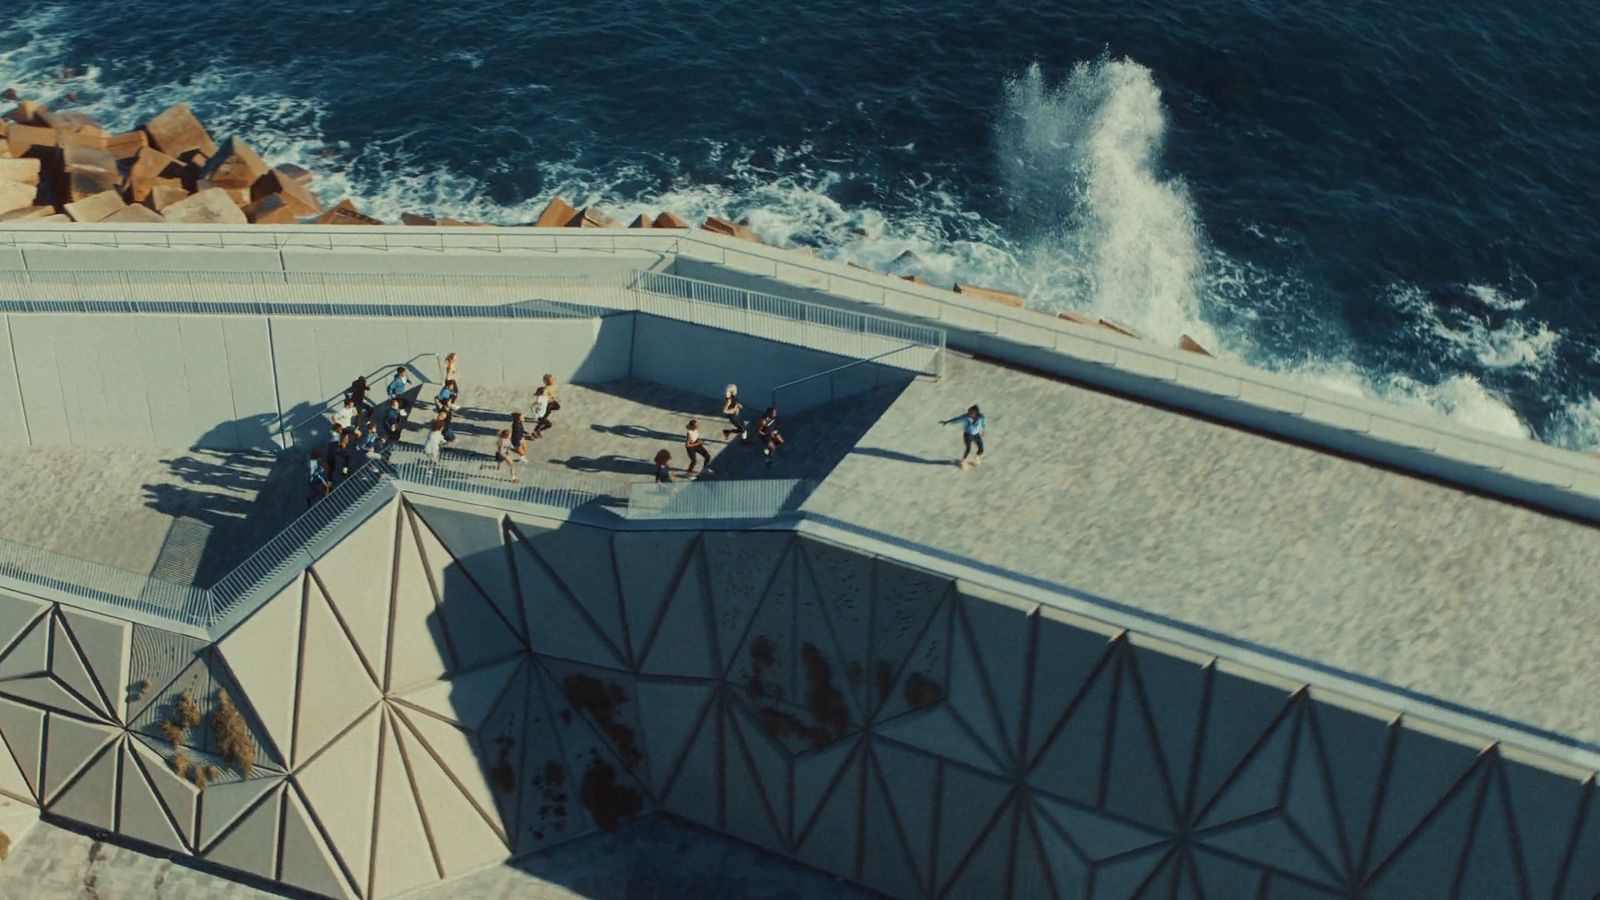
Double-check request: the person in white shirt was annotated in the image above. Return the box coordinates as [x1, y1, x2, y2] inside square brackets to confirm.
[494, 428, 520, 484]
[684, 419, 713, 476]
[531, 387, 552, 437]
[422, 419, 446, 466]
[331, 398, 358, 432]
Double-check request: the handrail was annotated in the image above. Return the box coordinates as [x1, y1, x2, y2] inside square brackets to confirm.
[770, 343, 935, 409]
[280, 357, 436, 449]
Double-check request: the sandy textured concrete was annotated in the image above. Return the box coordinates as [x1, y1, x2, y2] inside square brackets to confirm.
[803, 354, 1600, 745]
[0, 816, 875, 900]
[0, 447, 303, 585]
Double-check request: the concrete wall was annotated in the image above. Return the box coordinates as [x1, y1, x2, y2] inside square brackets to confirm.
[631, 314, 914, 413]
[2, 495, 1595, 900]
[0, 313, 631, 450]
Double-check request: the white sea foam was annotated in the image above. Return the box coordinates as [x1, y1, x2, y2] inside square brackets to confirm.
[0, 26, 1576, 446]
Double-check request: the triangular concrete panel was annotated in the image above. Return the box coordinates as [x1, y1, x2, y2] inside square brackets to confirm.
[204, 782, 283, 881]
[408, 499, 523, 641]
[1454, 772, 1524, 900]
[612, 531, 699, 664]
[199, 774, 285, 852]
[531, 664, 645, 835]
[369, 711, 443, 897]
[860, 756, 928, 898]
[296, 707, 381, 890]
[1501, 759, 1591, 900]
[792, 561, 866, 734]
[724, 701, 790, 854]
[942, 794, 1019, 900]
[1192, 667, 1299, 819]
[1027, 609, 1119, 764]
[1366, 762, 1485, 899]
[0, 592, 47, 653]
[518, 524, 628, 662]
[294, 588, 382, 767]
[1200, 815, 1340, 887]
[870, 741, 939, 889]
[1555, 786, 1600, 900]
[0, 615, 49, 680]
[514, 536, 624, 670]
[701, 531, 791, 674]
[1307, 696, 1396, 871]
[394, 704, 506, 842]
[539, 658, 648, 784]
[309, 500, 397, 681]
[869, 558, 951, 715]
[944, 607, 1012, 771]
[129, 738, 198, 848]
[394, 716, 509, 876]
[877, 704, 1006, 775]
[118, 743, 187, 854]
[47, 738, 117, 830]
[410, 506, 524, 673]
[0, 697, 45, 797]
[1127, 643, 1207, 811]
[635, 678, 716, 799]
[216, 577, 305, 759]
[49, 616, 112, 720]
[1031, 801, 1090, 895]
[57, 607, 129, 724]
[795, 739, 863, 881]
[396, 656, 522, 730]
[1088, 846, 1169, 900]
[512, 667, 588, 852]
[637, 555, 719, 679]
[1104, 667, 1180, 831]
[1029, 652, 1120, 805]
[1032, 790, 1166, 861]
[129, 652, 218, 751]
[934, 762, 1013, 891]
[660, 698, 721, 830]
[875, 595, 951, 726]
[127, 626, 208, 724]
[729, 550, 797, 709]
[41, 713, 118, 804]
[1364, 722, 1487, 871]
[1198, 706, 1297, 829]
[1009, 807, 1058, 900]
[0, 722, 31, 800]
[389, 513, 454, 692]
[798, 538, 873, 715]
[1283, 724, 1347, 875]
[0, 676, 101, 720]
[280, 786, 358, 900]
[957, 583, 1034, 761]
[1192, 847, 1266, 900]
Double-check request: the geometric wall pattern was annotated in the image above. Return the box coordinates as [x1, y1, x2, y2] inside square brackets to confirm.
[2, 493, 1599, 899]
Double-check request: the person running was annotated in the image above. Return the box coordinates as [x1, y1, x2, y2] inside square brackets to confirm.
[379, 398, 404, 449]
[495, 428, 520, 484]
[941, 404, 987, 469]
[757, 408, 784, 465]
[721, 384, 747, 441]
[434, 378, 457, 411]
[422, 419, 446, 467]
[540, 373, 562, 425]
[331, 397, 359, 433]
[684, 419, 713, 476]
[307, 448, 332, 504]
[346, 375, 372, 419]
[530, 386, 553, 436]
[509, 411, 530, 459]
[433, 401, 458, 444]
[654, 448, 674, 483]
[386, 366, 413, 412]
[443, 351, 458, 383]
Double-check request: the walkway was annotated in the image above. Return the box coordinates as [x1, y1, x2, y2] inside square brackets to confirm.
[802, 354, 1600, 746]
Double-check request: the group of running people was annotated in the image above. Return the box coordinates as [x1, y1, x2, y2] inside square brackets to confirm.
[653, 383, 786, 483]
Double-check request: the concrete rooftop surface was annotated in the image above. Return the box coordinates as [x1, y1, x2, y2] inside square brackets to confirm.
[801, 353, 1600, 745]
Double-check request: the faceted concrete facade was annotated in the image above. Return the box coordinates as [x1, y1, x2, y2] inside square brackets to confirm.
[2, 492, 1599, 898]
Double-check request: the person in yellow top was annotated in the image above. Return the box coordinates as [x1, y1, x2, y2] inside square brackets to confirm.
[535, 373, 561, 432]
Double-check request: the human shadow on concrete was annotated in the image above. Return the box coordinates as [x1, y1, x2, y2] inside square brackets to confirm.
[848, 446, 955, 467]
[552, 454, 656, 477]
[588, 423, 683, 443]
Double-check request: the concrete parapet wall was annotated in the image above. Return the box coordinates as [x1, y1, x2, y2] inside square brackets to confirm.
[2, 493, 1595, 899]
[0, 223, 1594, 519]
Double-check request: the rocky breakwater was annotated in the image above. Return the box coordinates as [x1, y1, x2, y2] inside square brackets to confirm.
[0, 97, 332, 225]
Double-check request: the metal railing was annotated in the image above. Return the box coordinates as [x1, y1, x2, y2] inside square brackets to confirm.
[630, 269, 944, 378]
[386, 444, 621, 512]
[0, 535, 209, 626]
[207, 460, 396, 631]
[624, 478, 814, 520]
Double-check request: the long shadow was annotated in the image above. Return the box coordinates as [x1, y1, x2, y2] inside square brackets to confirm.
[848, 446, 955, 467]
[552, 454, 655, 477]
[589, 422, 683, 442]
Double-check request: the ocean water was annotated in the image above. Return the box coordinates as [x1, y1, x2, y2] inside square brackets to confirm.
[3, 1, 1598, 449]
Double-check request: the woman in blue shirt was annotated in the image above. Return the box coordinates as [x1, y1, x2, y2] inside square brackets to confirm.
[940, 404, 987, 469]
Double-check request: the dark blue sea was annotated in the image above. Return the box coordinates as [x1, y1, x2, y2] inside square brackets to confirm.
[5, 1, 1598, 448]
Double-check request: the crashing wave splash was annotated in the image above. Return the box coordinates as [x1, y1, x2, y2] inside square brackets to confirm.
[0, 13, 1583, 448]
